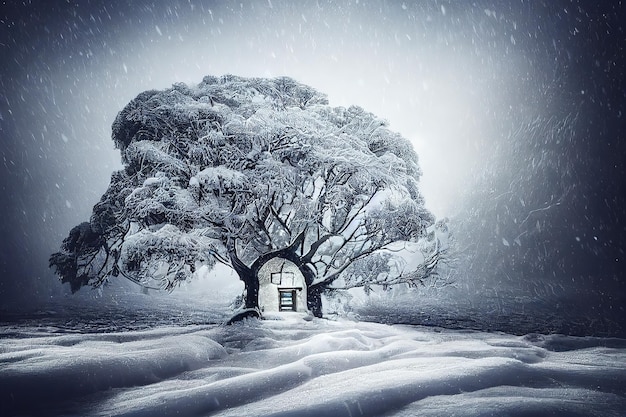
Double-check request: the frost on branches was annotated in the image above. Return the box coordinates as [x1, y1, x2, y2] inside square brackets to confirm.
[50, 75, 450, 317]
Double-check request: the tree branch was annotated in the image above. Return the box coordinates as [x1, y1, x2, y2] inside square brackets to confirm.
[301, 233, 335, 263]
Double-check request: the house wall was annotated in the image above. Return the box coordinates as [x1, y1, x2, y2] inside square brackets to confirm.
[258, 257, 307, 313]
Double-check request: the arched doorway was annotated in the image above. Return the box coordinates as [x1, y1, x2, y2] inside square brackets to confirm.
[257, 257, 307, 313]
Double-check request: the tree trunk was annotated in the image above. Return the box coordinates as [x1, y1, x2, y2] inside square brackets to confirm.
[229, 244, 259, 310]
[296, 262, 324, 318]
[307, 284, 324, 318]
[243, 273, 259, 310]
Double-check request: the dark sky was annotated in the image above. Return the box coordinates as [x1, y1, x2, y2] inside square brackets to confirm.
[0, 1, 624, 314]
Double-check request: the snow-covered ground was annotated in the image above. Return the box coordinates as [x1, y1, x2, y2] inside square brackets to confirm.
[2, 302, 625, 417]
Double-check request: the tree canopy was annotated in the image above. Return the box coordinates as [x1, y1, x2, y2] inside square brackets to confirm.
[50, 75, 447, 316]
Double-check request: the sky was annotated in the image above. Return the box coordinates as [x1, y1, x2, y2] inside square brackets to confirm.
[0, 1, 624, 312]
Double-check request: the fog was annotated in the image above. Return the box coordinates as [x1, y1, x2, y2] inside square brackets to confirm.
[1, 1, 624, 333]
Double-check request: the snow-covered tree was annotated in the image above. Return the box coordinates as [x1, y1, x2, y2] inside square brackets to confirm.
[50, 75, 447, 317]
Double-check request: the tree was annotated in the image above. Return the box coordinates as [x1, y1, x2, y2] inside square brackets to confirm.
[50, 75, 447, 317]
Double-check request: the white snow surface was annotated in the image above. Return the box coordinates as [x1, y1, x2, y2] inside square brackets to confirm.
[1, 313, 625, 416]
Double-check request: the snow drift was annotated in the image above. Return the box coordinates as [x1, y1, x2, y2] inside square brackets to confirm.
[1, 313, 625, 417]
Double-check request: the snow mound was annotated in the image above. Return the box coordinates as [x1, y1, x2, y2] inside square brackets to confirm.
[0, 326, 226, 414]
[1, 316, 624, 416]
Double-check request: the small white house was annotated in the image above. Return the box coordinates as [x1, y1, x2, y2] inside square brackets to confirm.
[258, 257, 307, 313]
